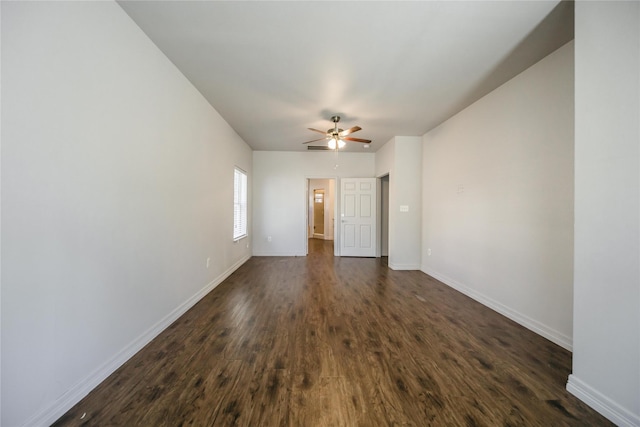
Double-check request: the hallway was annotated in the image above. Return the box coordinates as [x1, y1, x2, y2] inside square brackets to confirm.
[307, 237, 333, 257]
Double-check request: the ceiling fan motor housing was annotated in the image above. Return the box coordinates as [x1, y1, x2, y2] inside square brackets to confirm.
[330, 115, 342, 137]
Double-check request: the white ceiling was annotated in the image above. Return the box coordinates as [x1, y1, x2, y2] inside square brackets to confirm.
[117, 1, 573, 152]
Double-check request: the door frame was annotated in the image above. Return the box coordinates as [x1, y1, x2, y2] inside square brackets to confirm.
[379, 174, 389, 258]
[339, 177, 378, 257]
[312, 189, 326, 238]
[305, 177, 338, 256]
[305, 176, 384, 258]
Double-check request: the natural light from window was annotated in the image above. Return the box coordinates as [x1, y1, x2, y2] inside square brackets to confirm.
[233, 167, 248, 241]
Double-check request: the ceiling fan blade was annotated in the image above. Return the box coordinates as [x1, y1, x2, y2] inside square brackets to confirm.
[308, 128, 327, 135]
[339, 126, 361, 137]
[302, 137, 329, 144]
[343, 136, 371, 143]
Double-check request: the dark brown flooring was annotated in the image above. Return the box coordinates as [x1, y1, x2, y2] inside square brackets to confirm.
[54, 239, 612, 426]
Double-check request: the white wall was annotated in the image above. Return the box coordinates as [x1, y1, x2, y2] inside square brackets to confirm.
[392, 137, 422, 269]
[421, 41, 575, 350]
[568, 2, 640, 426]
[377, 139, 396, 261]
[376, 136, 423, 269]
[1, 2, 252, 426]
[375, 138, 395, 178]
[252, 151, 374, 256]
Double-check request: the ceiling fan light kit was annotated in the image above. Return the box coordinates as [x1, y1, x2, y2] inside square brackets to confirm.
[328, 138, 346, 150]
[302, 115, 371, 150]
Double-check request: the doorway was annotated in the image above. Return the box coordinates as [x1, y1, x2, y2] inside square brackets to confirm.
[307, 178, 336, 254]
[312, 189, 325, 238]
[380, 175, 390, 257]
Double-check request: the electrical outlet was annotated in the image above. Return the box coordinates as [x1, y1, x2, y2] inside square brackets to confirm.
[427, 248, 432, 256]
[267, 236, 272, 242]
[206, 257, 211, 268]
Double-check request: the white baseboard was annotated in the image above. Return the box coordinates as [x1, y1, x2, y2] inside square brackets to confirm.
[567, 375, 640, 427]
[389, 263, 421, 271]
[421, 267, 572, 351]
[252, 251, 307, 256]
[27, 255, 251, 427]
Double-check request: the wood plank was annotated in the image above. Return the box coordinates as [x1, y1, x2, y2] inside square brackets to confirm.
[53, 239, 613, 427]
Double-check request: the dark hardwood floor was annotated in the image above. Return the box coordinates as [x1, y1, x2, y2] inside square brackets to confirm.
[54, 239, 612, 426]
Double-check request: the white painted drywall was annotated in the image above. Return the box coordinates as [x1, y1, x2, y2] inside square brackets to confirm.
[392, 137, 422, 269]
[376, 138, 396, 262]
[375, 137, 422, 269]
[568, 2, 640, 426]
[252, 151, 374, 256]
[1, 2, 252, 426]
[375, 138, 395, 178]
[421, 41, 575, 350]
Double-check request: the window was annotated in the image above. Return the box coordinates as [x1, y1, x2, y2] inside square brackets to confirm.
[233, 167, 248, 241]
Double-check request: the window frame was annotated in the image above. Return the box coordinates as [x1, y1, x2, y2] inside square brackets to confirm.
[233, 167, 248, 241]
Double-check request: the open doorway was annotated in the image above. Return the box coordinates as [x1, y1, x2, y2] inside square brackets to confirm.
[312, 189, 325, 238]
[307, 178, 336, 255]
[380, 174, 390, 258]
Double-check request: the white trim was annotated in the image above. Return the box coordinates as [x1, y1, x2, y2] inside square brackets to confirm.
[26, 255, 251, 427]
[389, 263, 421, 270]
[252, 251, 307, 257]
[421, 266, 573, 351]
[567, 375, 640, 427]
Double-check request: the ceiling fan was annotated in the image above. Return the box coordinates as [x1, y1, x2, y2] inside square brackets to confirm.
[302, 115, 371, 149]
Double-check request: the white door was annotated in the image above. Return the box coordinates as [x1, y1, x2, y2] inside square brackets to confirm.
[340, 178, 377, 257]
